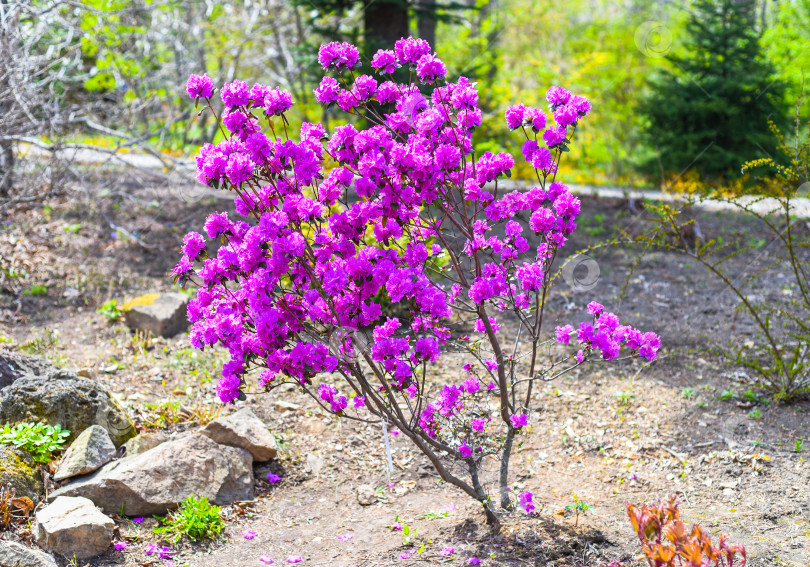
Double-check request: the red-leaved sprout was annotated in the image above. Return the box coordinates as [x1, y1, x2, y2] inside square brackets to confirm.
[178, 36, 660, 527]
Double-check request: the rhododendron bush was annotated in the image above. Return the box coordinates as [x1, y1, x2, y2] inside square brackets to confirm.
[176, 37, 660, 525]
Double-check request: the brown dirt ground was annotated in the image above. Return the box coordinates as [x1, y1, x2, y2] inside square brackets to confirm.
[0, 177, 808, 567]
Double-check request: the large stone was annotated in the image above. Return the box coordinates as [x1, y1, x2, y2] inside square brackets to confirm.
[123, 293, 189, 338]
[0, 369, 135, 447]
[201, 408, 277, 462]
[0, 350, 54, 390]
[48, 434, 253, 516]
[33, 496, 113, 559]
[124, 430, 168, 456]
[54, 426, 116, 482]
[0, 540, 58, 567]
[0, 445, 44, 502]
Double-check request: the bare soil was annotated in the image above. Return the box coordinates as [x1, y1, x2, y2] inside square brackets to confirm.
[0, 178, 808, 567]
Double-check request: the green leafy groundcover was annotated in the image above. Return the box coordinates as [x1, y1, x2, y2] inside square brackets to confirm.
[154, 495, 225, 542]
[0, 422, 71, 463]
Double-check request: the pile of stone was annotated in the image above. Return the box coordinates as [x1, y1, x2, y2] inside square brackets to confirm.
[0, 351, 278, 562]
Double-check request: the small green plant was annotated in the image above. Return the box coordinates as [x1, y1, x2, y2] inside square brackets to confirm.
[417, 509, 455, 520]
[747, 408, 760, 420]
[96, 300, 123, 322]
[565, 494, 593, 527]
[387, 515, 419, 545]
[22, 285, 47, 296]
[750, 438, 764, 448]
[614, 391, 635, 407]
[719, 390, 737, 401]
[401, 523, 418, 546]
[62, 223, 82, 233]
[795, 438, 804, 453]
[680, 387, 696, 399]
[18, 330, 60, 355]
[748, 237, 766, 249]
[742, 388, 768, 405]
[153, 495, 224, 542]
[142, 401, 185, 429]
[141, 398, 223, 429]
[0, 266, 25, 279]
[0, 422, 70, 463]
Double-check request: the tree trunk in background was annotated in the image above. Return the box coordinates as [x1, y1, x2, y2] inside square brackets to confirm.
[0, 0, 12, 197]
[416, 0, 437, 49]
[363, 0, 409, 56]
[0, 141, 12, 198]
[477, 0, 500, 81]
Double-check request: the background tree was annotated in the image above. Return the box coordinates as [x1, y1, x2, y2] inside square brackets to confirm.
[762, 0, 810, 114]
[640, 0, 786, 182]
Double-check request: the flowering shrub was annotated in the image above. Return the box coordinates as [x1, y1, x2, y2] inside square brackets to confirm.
[642, 102, 809, 400]
[177, 37, 660, 525]
[602, 495, 746, 567]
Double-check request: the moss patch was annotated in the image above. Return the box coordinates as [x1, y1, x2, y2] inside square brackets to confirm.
[0, 445, 44, 501]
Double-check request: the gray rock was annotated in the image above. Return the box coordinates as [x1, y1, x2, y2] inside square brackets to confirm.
[54, 426, 116, 482]
[33, 496, 113, 559]
[0, 540, 58, 567]
[124, 430, 168, 456]
[201, 408, 277, 462]
[0, 445, 44, 502]
[0, 369, 135, 447]
[0, 350, 55, 390]
[123, 292, 189, 338]
[356, 484, 377, 506]
[48, 434, 253, 516]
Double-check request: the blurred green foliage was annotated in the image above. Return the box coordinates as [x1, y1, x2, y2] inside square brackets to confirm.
[29, 0, 810, 187]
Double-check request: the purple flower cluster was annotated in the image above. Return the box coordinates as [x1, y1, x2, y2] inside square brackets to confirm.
[555, 301, 661, 362]
[318, 41, 360, 70]
[519, 491, 536, 515]
[187, 74, 213, 99]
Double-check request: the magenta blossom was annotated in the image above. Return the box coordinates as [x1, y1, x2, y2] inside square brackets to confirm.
[371, 49, 397, 74]
[267, 473, 282, 483]
[519, 490, 536, 515]
[510, 413, 528, 429]
[260, 557, 275, 565]
[114, 542, 127, 551]
[187, 74, 214, 99]
[318, 41, 359, 70]
[244, 530, 258, 540]
[587, 301, 604, 315]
